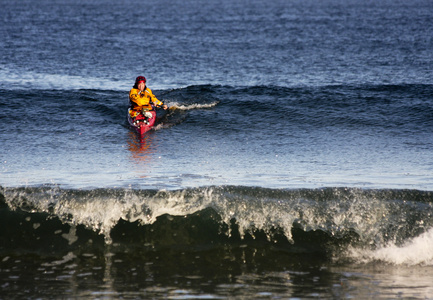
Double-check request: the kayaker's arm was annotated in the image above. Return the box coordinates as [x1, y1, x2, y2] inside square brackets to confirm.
[147, 88, 168, 110]
[157, 102, 168, 110]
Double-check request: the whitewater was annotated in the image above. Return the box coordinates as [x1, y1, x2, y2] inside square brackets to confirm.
[1, 0, 433, 298]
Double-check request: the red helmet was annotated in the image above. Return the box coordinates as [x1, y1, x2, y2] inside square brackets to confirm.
[135, 76, 146, 84]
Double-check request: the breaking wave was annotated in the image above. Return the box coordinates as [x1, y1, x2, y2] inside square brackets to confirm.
[1, 186, 432, 265]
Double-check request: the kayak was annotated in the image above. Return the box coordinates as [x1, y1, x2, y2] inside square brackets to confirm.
[127, 108, 156, 135]
[127, 107, 168, 136]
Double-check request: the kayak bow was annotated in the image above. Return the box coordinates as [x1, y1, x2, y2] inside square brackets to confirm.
[127, 108, 157, 136]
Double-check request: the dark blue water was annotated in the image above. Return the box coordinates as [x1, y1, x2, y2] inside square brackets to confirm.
[1, 0, 433, 298]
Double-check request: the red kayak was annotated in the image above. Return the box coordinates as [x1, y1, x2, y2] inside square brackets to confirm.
[128, 107, 170, 136]
[127, 108, 157, 136]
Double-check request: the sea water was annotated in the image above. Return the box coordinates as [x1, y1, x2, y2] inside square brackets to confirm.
[1, 0, 433, 298]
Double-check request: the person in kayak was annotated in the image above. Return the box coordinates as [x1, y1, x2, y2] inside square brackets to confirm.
[129, 76, 167, 119]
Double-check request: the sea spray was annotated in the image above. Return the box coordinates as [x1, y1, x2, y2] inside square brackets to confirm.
[166, 101, 220, 111]
[2, 186, 432, 259]
[347, 227, 433, 266]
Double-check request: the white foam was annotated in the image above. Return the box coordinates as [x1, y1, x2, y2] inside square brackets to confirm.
[349, 227, 433, 266]
[169, 101, 219, 111]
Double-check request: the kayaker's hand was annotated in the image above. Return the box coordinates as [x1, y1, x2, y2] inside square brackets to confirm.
[162, 105, 168, 110]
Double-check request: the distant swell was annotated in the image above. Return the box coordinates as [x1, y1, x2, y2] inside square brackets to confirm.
[1, 186, 433, 265]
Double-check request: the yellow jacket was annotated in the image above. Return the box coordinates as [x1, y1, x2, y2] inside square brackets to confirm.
[129, 87, 163, 111]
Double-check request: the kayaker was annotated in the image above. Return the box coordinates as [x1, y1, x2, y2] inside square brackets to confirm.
[129, 76, 167, 118]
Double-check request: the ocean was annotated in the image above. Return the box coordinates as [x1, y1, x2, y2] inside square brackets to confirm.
[1, 0, 433, 298]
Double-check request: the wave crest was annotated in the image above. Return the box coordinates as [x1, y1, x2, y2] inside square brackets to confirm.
[2, 186, 433, 265]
